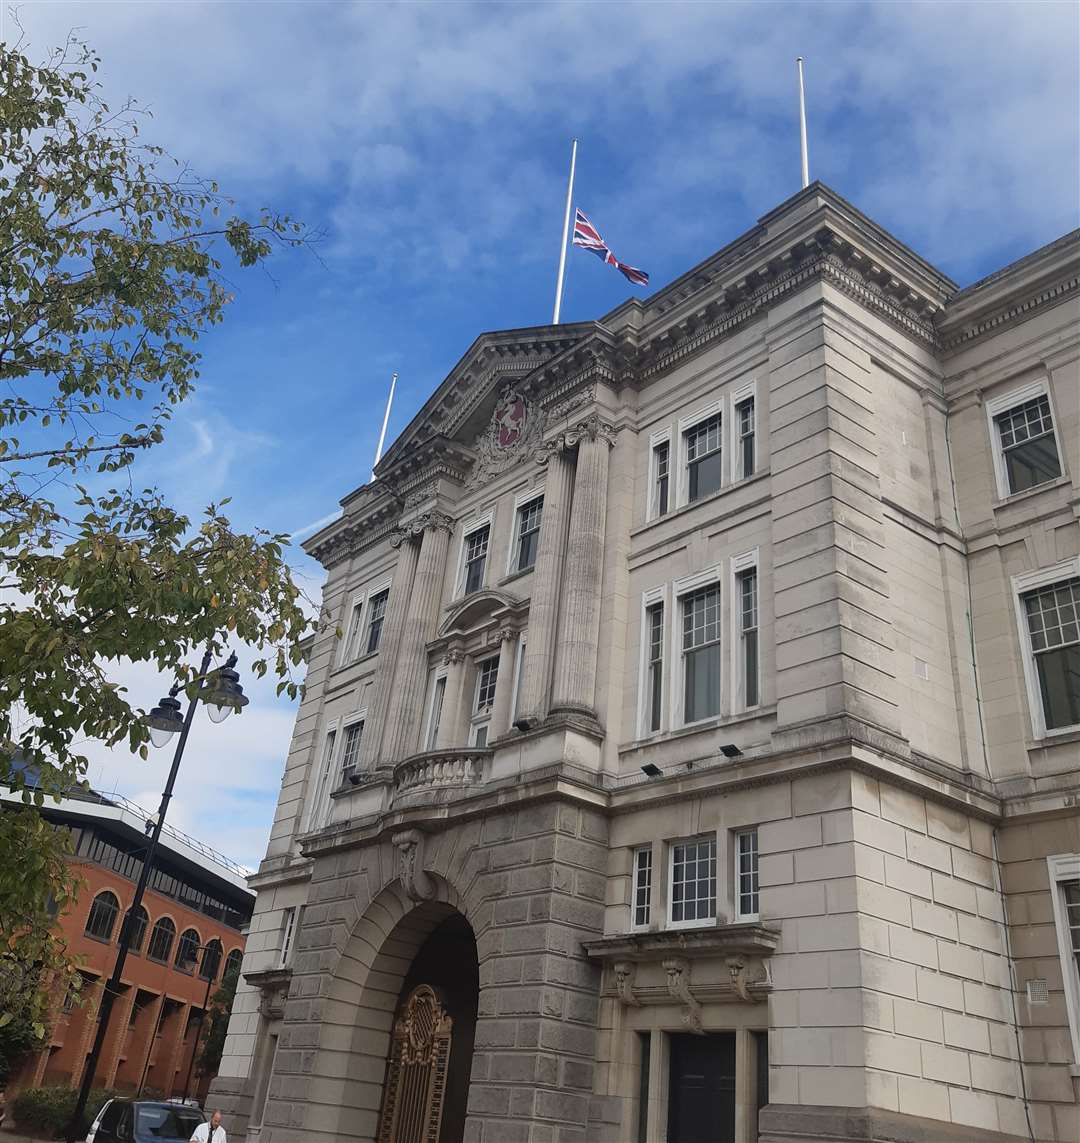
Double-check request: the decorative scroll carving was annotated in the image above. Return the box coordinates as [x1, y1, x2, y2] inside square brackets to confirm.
[612, 961, 640, 1007]
[377, 984, 454, 1143]
[466, 386, 545, 488]
[663, 957, 703, 1034]
[443, 647, 465, 666]
[543, 384, 595, 422]
[391, 829, 435, 901]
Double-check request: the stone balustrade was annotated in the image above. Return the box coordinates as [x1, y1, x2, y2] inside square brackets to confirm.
[393, 747, 492, 798]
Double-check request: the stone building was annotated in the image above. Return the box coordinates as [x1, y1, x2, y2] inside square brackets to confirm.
[209, 184, 1080, 1143]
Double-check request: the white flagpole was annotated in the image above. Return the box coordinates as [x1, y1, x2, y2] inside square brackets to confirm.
[552, 138, 578, 325]
[797, 57, 810, 189]
[372, 371, 398, 480]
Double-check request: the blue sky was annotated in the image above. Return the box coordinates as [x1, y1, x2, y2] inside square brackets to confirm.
[7, 0, 1078, 868]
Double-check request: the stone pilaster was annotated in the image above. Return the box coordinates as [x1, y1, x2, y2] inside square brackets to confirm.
[102, 984, 135, 1089]
[489, 628, 519, 738]
[518, 444, 574, 720]
[434, 648, 466, 750]
[359, 528, 421, 769]
[551, 417, 615, 719]
[163, 1003, 190, 1097]
[381, 515, 453, 763]
[133, 993, 165, 1093]
[69, 977, 104, 1091]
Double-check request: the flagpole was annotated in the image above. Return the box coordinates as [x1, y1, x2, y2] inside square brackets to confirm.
[797, 57, 810, 189]
[552, 138, 578, 325]
[371, 371, 397, 480]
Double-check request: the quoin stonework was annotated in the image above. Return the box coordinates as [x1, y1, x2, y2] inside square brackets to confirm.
[209, 184, 1080, 1143]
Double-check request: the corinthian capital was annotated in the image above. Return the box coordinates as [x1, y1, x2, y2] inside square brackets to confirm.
[566, 414, 617, 449]
[412, 510, 454, 536]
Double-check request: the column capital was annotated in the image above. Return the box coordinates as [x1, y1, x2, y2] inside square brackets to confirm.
[498, 625, 519, 644]
[567, 414, 617, 448]
[391, 510, 454, 547]
[443, 646, 465, 665]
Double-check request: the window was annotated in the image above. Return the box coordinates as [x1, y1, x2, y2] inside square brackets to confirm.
[1021, 577, 1080, 732]
[463, 525, 490, 595]
[472, 656, 498, 746]
[644, 602, 664, 734]
[653, 440, 670, 517]
[279, 907, 298, 968]
[632, 847, 653, 929]
[342, 599, 365, 663]
[1048, 854, 1080, 1067]
[147, 917, 175, 963]
[340, 720, 364, 783]
[85, 891, 120, 942]
[735, 828, 759, 919]
[670, 836, 717, 927]
[736, 566, 760, 709]
[365, 589, 389, 655]
[426, 675, 447, 750]
[125, 905, 149, 953]
[224, 948, 243, 982]
[200, 939, 223, 982]
[682, 584, 722, 723]
[994, 394, 1062, 495]
[685, 413, 723, 503]
[175, 928, 200, 972]
[510, 638, 527, 723]
[307, 727, 337, 830]
[514, 497, 543, 573]
[735, 396, 755, 479]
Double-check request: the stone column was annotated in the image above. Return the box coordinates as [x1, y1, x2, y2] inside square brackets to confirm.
[517, 443, 574, 720]
[359, 530, 421, 770]
[435, 649, 466, 750]
[488, 628, 520, 740]
[551, 417, 615, 718]
[381, 514, 453, 763]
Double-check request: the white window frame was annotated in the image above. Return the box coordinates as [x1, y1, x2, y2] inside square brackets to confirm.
[456, 510, 495, 597]
[631, 845, 654, 931]
[361, 578, 392, 657]
[1047, 853, 1080, 1068]
[734, 827, 760, 921]
[338, 592, 366, 668]
[425, 669, 448, 751]
[677, 401, 724, 508]
[667, 834, 718, 930]
[305, 719, 341, 831]
[338, 711, 367, 784]
[1012, 558, 1080, 739]
[506, 488, 545, 577]
[672, 566, 724, 729]
[637, 585, 668, 738]
[647, 427, 672, 521]
[278, 906, 298, 968]
[731, 380, 757, 483]
[510, 635, 527, 723]
[985, 379, 1064, 501]
[471, 654, 499, 746]
[730, 549, 761, 713]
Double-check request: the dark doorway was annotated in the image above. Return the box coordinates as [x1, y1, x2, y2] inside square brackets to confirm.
[379, 913, 478, 1143]
[667, 1033, 736, 1143]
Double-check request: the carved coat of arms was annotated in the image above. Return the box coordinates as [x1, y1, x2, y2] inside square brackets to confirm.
[466, 386, 542, 487]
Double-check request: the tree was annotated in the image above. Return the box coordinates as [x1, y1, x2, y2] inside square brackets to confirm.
[0, 33, 316, 1031]
[196, 958, 241, 1080]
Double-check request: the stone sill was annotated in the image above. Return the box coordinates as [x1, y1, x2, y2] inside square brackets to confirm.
[629, 467, 771, 540]
[617, 705, 777, 757]
[1026, 726, 1080, 750]
[498, 565, 535, 589]
[243, 967, 292, 990]
[583, 921, 780, 963]
[990, 473, 1072, 513]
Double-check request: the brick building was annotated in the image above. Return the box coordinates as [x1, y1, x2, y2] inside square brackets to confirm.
[5, 787, 254, 1103]
[211, 184, 1078, 1143]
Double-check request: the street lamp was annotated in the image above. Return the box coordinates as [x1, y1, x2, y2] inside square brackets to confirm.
[65, 648, 249, 1142]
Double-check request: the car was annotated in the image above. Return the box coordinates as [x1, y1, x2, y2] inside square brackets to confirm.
[86, 1099, 207, 1143]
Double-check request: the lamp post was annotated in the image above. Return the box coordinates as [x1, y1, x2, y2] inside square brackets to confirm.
[179, 942, 220, 1105]
[65, 650, 249, 1142]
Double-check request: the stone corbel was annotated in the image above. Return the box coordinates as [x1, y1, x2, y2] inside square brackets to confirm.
[443, 646, 465, 666]
[612, 961, 640, 1007]
[663, 957, 703, 1034]
[725, 955, 769, 1003]
[392, 829, 435, 901]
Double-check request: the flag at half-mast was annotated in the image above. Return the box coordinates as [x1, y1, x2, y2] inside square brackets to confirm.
[572, 209, 649, 286]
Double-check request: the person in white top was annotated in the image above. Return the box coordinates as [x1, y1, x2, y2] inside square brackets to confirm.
[190, 1109, 226, 1143]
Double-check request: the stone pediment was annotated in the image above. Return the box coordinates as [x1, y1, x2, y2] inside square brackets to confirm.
[439, 589, 525, 638]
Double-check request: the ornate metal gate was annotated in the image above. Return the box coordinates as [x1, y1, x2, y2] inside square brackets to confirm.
[377, 984, 454, 1143]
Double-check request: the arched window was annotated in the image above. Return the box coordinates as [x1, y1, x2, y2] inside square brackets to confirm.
[223, 948, 243, 983]
[85, 891, 120, 941]
[147, 917, 176, 963]
[199, 939, 223, 982]
[175, 928, 200, 972]
[126, 905, 149, 953]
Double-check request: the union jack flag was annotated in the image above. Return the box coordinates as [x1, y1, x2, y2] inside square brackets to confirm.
[572, 209, 649, 287]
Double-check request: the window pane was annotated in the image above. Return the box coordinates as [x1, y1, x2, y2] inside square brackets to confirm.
[517, 498, 543, 572]
[671, 838, 716, 924]
[85, 892, 119, 941]
[175, 929, 200, 970]
[475, 658, 499, 712]
[365, 590, 388, 655]
[1035, 645, 1080, 730]
[341, 722, 364, 779]
[1024, 578, 1080, 730]
[737, 398, 755, 478]
[344, 603, 364, 661]
[427, 677, 446, 750]
[646, 603, 664, 733]
[686, 415, 722, 502]
[688, 449, 723, 502]
[654, 442, 670, 516]
[996, 396, 1061, 493]
[464, 526, 489, 594]
[148, 919, 175, 962]
[633, 848, 653, 927]
[684, 644, 721, 722]
[739, 569, 759, 708]
[737, 829, 759, 917]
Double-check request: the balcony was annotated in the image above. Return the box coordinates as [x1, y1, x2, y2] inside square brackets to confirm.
[393, 747, 492, 801]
